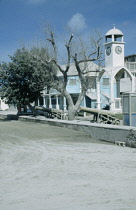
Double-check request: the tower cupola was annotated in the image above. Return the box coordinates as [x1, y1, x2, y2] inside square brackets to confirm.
[105, 26, 125, 69]
[105, 26, 124, 43]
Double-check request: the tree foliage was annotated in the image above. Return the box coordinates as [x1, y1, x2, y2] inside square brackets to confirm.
[0, 47, 55, 107]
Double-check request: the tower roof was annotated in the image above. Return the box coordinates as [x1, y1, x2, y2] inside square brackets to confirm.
[106, 26, 123, 36]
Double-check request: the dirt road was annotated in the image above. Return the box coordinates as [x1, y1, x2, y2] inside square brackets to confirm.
[0, 120, 136, 210]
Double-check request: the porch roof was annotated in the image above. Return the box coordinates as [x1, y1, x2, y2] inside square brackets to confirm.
[86, 92, 97, 100]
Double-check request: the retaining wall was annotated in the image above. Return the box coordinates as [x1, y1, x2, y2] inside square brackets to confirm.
[19, 116, 136, 144]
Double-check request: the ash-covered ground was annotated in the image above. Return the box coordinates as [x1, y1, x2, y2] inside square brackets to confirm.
[0, 121, 136, 210]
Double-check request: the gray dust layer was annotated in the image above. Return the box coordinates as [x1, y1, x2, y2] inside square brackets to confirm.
[0, 121, 136, 210]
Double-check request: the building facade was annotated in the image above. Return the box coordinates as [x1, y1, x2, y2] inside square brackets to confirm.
[38, 26, 135, 112]
[125, 54, 136, 76]
[38, 62, 101, 110]
[1, 26, 135, 113]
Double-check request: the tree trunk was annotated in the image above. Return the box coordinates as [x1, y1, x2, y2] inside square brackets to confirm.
[68, 106, 76, 120]
[28, 104, 38, 116]
[61, 90, 76, 120]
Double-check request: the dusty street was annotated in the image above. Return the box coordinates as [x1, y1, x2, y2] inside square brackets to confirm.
[0, 120, 136, 210]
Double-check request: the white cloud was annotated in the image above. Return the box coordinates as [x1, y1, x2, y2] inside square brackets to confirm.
[27, 0, 46, 4]
[67, 13, 87, 33]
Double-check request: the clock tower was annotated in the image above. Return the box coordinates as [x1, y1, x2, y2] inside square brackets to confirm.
[105, 26, 125, 70]
[100, 26, 135, 111]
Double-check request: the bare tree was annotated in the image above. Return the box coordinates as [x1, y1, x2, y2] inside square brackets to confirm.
[40, 29, 103, 120]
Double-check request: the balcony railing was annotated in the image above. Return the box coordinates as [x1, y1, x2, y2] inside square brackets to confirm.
[125, 62, 136, 71]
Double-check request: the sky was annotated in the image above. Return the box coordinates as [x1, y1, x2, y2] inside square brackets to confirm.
[0, 0, 136, 63]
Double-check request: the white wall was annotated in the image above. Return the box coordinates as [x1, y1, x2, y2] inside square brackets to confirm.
[0, 98, 9, 110]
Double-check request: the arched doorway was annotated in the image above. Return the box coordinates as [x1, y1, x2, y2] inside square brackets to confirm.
[110, 67, 135, 111]
[115, 67, 135, 96]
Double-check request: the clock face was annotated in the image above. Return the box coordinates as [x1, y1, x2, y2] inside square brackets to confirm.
[106, 46, 111, 56]
[115, 46, 122, 54]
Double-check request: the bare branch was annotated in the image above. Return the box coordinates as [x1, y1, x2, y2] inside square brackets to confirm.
[77, 57, 100, 64]
[47, 31, 57, 61]
[51, 59, 64, 73]
[65, 34, 73, 73]
[88, 51, 98, 58]
[41, 58, 65, 74]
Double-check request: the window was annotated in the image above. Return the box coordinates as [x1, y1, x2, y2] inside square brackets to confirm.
[103, 78, 109, 85]
[123, 96, 129, 113]
[131, 96, 136, 112]
[130, 56, 135, 62]
[130, 63, 135, 70]
[39, 96, 44, 106]
[69, 79, 77, 85]
[51, 96, 56, 105]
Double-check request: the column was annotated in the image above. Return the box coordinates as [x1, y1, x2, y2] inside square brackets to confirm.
[96, 77, 101, 109]
[43, 97, 46, 108]
[56, 95, 59, 109]
[38, 98, 40, 106]
[49, 95, 52, 108]
[63, 97, 67, 110]
[116, 79, 120, 98]
[110, 76, 115, 110]
[84, 97, 86, 117]
[131, 76, 135, 92]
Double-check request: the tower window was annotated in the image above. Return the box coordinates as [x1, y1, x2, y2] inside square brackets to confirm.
[114, 36, 122, 42]
[106, 36, 112, 43]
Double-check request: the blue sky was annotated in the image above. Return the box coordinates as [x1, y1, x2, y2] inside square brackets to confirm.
[0, 0, 136, 63]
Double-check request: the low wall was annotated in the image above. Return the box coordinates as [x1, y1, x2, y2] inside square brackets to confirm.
[19, 116, 136, 144]
[0, 113, 18, 120]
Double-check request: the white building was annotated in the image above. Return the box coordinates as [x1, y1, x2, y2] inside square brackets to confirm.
[39, 26, 135, 112]
[0, 97, 9, 110]
[101, 26, 135, 111]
